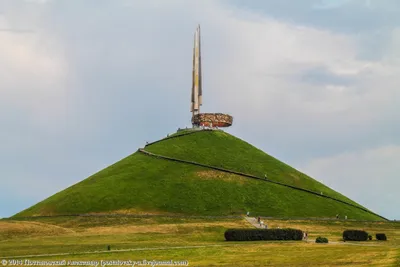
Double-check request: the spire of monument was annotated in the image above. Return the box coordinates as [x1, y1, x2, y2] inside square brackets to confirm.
[191, 24, 202, 122]
[189, 25, 233, 129]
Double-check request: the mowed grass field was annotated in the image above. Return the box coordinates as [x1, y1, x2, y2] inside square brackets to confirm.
[0, 216, 399, 266]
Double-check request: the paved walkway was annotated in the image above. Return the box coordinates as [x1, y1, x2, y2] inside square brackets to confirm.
[244, 216, 265, 229]
[1, 244, 236, 259]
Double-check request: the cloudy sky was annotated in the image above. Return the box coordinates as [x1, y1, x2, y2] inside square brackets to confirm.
[1, 0, 399, 219]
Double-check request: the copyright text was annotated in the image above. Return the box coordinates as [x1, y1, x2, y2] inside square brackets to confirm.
[1, 259, 189, 267]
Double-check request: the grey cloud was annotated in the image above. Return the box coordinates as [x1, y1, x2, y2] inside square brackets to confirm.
[301, 145, 400, 219]
[312, 0, 352, 9]
[0, 0, 198, 217]
[225, 0, 400, 33]
[222, 0, 400, 62]
[0, 28, 34, 32]
[299, 66, 356, 86]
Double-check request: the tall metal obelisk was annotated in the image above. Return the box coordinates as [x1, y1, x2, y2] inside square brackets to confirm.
[191, 25, 202, 127]
[189, 25, 233, 129]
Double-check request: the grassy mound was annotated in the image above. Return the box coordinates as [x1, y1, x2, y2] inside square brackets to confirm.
[14, 130, 383, 220]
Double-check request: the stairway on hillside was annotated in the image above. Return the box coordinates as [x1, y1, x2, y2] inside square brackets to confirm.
[244, 217, 266, 229]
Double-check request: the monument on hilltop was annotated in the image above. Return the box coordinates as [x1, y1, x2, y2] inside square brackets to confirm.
[190, 25, 233, 128]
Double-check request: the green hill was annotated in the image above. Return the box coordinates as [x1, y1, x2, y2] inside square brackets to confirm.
[14, 130, 385, 220]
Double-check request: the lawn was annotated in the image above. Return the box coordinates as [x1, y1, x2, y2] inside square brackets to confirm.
[1, 216, 398, 266]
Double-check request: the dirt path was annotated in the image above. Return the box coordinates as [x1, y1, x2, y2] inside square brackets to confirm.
[0, 244, 236, 259]
[1, 240, 395, 260]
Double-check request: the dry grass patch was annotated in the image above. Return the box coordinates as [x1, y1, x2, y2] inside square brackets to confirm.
[86, 208, 179, 216]
[83, 221, 247, 235]
[0, 221, 74, 239]
[196, 170, 247, 184]
[289, 173, 301, 183]
[84, 224, 179, 235]
[371, 248, 399, 266]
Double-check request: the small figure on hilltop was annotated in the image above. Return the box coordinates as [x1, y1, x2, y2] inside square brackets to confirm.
[264, 174, 268, 179]
[260, 220, 264, 228]
[336, 214, 339, 219]
[345, 215, 347, 220]
[246, 211, 250, 217]
[257, 217, 261, 224]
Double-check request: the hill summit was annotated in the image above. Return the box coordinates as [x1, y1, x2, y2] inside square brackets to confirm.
[15, 129, 385, 220]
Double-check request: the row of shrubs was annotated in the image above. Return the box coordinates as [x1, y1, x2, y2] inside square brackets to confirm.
[343, 230, 387, 241]
[224, 228, 303, 241]
[224, 229, 387, 242]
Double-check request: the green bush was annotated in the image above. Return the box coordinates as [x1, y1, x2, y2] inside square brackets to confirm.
[376, 233, 387, 241]
[315, 237, 328, 243]
[343, 230, 368, 241]
[224, 228, 303, 241]
[368, 235, 372, 240]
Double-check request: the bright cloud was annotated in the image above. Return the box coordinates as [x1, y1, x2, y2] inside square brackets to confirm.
[0, 16, 68, 129]
[301, 145, 400, 219]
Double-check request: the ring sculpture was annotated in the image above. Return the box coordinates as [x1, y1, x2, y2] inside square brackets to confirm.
[192, 113, 233, 127]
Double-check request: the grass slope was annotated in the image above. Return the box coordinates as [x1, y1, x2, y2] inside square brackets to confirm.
[146, 130, 361, 207]
[15, 130, 382, 220]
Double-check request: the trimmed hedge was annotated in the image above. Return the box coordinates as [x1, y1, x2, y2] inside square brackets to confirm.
[315, 237, 328, 243]
[224, 228, 303, 241]
[343, 230, 368, 241]
[376, 233, 387, 241]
